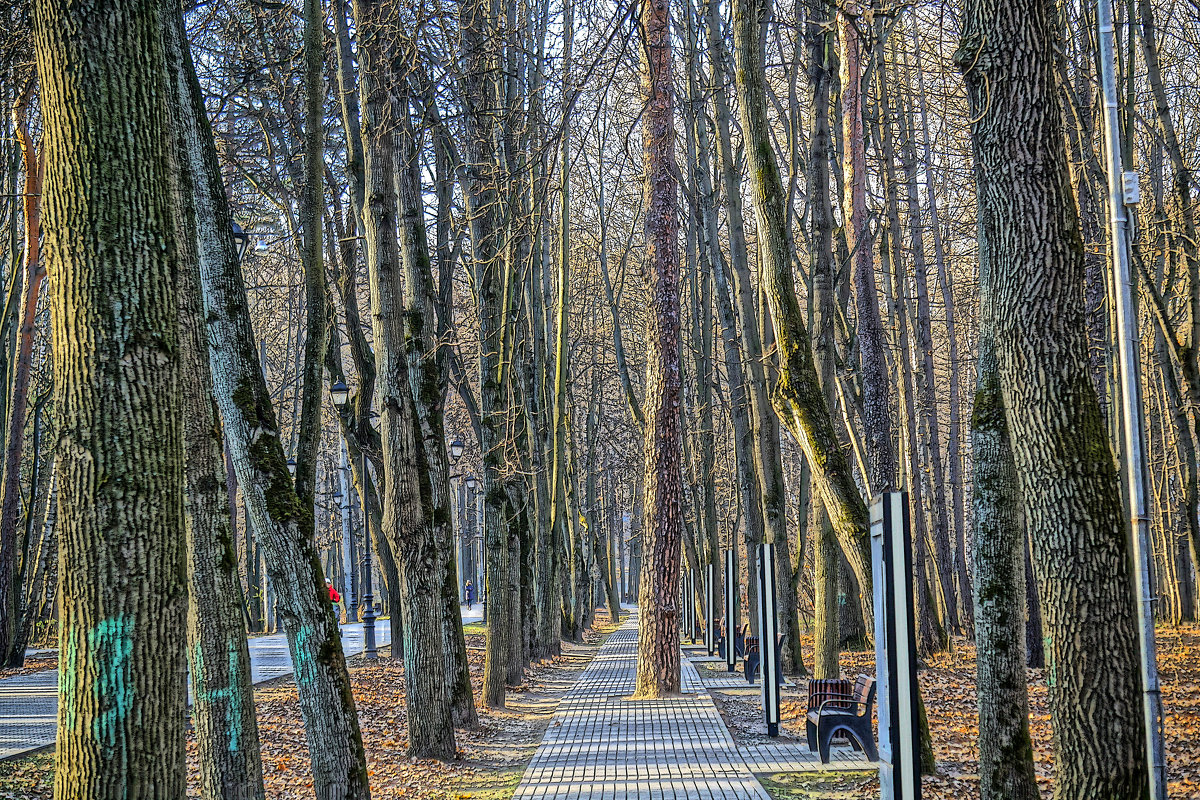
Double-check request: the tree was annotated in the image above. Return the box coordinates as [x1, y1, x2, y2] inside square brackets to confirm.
[633, 0, 685, 699]
[34, 0, 187, 792]
[958, 0, 1150, 795]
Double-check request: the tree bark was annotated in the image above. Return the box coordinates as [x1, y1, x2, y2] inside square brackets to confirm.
[958, 3, 1150, 794]
[633, 0, 684, 699]
[731, 0, 874, 633]
[173, 11, 371, 792]
[971, 202, 1039, 800]
[163, 9, 264, 797]
[35, 0, 188, 792]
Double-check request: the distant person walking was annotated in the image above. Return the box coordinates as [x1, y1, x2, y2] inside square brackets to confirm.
[464, 580, 474, 610]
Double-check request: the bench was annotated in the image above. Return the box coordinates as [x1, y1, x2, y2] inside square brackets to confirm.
[805, 674, 878, 763]
[743, 632, 786, 684]
[717, 620, 745, 661]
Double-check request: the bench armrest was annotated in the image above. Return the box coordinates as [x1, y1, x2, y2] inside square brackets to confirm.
[815, 698, 868, 716]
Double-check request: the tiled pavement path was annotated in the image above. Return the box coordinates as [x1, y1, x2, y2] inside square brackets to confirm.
[0, 622, 391, 761]
[513, 612, 870, 800]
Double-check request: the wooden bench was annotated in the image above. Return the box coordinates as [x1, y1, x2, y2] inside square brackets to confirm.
[805, 674, 878, 763]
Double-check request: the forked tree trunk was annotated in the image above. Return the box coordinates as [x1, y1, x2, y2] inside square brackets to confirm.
[163, 10, 264, 798]
[958, 2, 1149, 795]
[35, 1, 188, 792]
[356, 4, 455, 759]
[633, 0, 684, 699]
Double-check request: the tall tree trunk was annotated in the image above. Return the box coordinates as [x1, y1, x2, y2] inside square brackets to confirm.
[356, 7, 455, 760]
[971, 202, 1039, 800]
[0, 77, 45, 666]
[35, 0, 188, 792]
[958, 3, 1150, 794]
[839, 2, 894, 493]
[731, 0, 874, 632]
[633, 0, 684, 699]
[173, 13, 371, 793]
[163, 10, 264, 798]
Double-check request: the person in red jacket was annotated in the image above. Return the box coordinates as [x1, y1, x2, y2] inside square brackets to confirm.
[327, 581, 342, 604]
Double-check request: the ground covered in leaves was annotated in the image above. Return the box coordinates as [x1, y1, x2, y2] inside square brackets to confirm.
[0, 612, 619, 800]
[709, 624, 1200, 799]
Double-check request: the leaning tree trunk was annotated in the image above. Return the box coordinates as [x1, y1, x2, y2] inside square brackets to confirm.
[958, 2, 1149, 795]
[163, 9, 264, 798]
[731, 0, 874, 632]
[35, 0, 188, 793]
[172, 12, 370, 795]
[633, 0, 684, 699]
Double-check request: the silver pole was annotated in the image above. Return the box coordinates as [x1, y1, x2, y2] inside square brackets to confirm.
[1096, 1, 1165, 795]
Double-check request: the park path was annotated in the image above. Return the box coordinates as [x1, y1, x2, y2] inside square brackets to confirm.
[513, 612, 868, 800]
[0, 620, 398, 761]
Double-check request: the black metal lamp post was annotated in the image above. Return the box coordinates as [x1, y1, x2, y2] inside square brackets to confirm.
[330, 379, 376, 660]
[231, 221, 252, 263]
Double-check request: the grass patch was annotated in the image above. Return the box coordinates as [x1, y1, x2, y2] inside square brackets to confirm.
[445, 766, 522, 799]
[0, 750, 53, 799]
[462, 622, 487, 636]
[757, 770, 877, 800]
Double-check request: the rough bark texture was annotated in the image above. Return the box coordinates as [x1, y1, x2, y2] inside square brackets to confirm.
[175, 8, 370, 792]
[839, 2, 894, 493]
[958, 3, 1149, 795]
[35, 0, 188, 793]
[971, 210, 1038, 800]
[732, 0, 874, 633]
[633, 0, 684, 699]
[356, 2, 456, 759]
[459, 0, 519, 709]
[163, 8, 265, 797]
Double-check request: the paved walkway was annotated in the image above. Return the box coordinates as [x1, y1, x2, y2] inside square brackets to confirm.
[513, 612, 870, 800]
[0, 621, 391, 761]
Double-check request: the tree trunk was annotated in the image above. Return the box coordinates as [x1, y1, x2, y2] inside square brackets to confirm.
[163, 10, 264, 797]
[35, 1, 187, 792]
[971, 204, 1039, 800]
[0, 77, 45, 666]
[731, 0, 874, 633]
[839, 2, 894, 493]
[633, 0, 684, 699]
[958, 3, 1150, 794]
[173, 12, 370, 792]
[355, 3, 455, 759]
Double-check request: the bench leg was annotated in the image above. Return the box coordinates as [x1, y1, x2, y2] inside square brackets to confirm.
[805, 720, 817, 753]
[817, 722, 834, 764]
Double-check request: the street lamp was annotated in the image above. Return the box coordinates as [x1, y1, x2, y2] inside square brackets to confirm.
[449, 437, 465, 461]
[465, 474, 478, 491]
[231, 221, 252, 263]
[331, 379, 377, 660]
[286, 457, 296, 477]
[330, 379, 350, 408]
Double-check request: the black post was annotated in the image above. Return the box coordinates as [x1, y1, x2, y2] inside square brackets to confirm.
[725, 549, 736, 672]
[757, 542, 780, 737]
[361, 448, 377, 660]
[705, 562, 717, 656]
[872, 492, 921, 799]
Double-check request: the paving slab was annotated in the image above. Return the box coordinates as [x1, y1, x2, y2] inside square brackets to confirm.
[0, 621, 392, 761]
[513, 612, 872, 799]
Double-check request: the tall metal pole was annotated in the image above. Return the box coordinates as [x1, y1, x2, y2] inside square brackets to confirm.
[1097, 1, 1165, 795]
[361, 448, 378, 660]
[338, 440, 354, 618]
